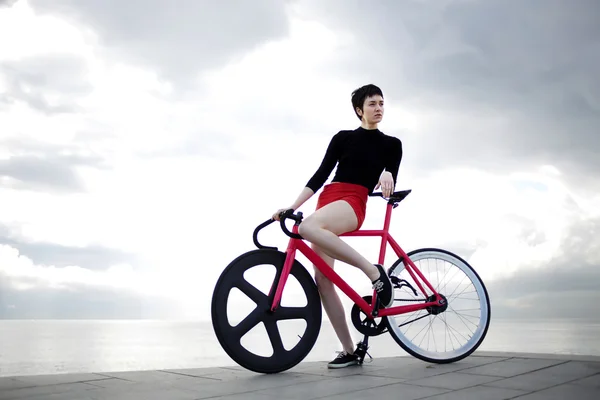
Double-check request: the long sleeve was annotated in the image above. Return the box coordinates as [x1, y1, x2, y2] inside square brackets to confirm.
[385, 138, 403, 188]
[306, 132, 343, 192]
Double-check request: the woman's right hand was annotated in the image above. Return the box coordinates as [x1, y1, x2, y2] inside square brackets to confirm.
[272, 208, 293, 221]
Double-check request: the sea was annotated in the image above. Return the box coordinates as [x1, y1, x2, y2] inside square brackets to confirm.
[1, 318, 599, 377]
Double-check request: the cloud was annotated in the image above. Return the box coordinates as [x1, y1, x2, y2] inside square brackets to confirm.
[488, 264, 600, 320]
[0, 0, 17, 7]
[26, 0, 293, 88]
[0, 274, 181, 319]
[0, 0, 598, 325]
[295, 0, 600, 181]
[0, 244, 190, 319]
[0, 223, 136, 270]
[0, 137, 109, 193]
[0, 155, 88, 192]
[484, 215, 600, 319]
[0, 53, 92, 114]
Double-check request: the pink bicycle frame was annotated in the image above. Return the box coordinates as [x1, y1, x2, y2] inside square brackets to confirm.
[269, 202, 443, 318]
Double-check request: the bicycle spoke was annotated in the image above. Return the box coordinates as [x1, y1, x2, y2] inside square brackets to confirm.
[263, 319, 286, 354]
[275, 306, 308, 321]
[440, 313, 461, 350]
[448, 305, 479, 331]
[212, 249, 323, 373]
[444, 318, 471, 343]
[429, 315, 438, 353]
[385, 249, 490, 363]
[232, 308, 262, 339]
[439, 313, 450, 351]
[449, 279, 478, 301]
[446, 274, 469, 299]
[453, 290, 478, 296]
[236, 279, 268, 305]
[417, 315, 435, 349]
[450, 312, 482, 320]
[397, 312, 430, 328]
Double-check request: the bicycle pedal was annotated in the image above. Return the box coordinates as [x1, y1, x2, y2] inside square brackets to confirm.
[354, 341, 373, 364]
[358, 350, 373, 364]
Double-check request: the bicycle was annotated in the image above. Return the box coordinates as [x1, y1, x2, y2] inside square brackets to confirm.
[211, 189, 491, 374]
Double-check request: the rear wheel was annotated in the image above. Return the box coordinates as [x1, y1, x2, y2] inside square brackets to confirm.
[211, 249, 322, 373]
[385, 248, 491, 363]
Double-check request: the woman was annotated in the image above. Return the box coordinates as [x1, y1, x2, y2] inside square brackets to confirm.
[272, 84, 403, 368]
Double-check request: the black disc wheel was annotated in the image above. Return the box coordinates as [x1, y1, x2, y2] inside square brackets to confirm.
[211, 249, 322, 373]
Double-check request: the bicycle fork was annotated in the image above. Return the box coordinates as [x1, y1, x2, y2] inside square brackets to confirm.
[268, 248, 296, 312]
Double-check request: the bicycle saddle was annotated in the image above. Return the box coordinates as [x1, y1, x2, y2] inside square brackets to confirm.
[369, 189, 412, 206]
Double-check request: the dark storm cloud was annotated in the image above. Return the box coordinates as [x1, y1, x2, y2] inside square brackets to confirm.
[27, 0, 292, 88]
[0, 54, 92, 114]
[300, 0, 600, 180]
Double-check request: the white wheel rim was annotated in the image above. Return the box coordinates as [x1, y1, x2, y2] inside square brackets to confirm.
[386, 250, 490, 360]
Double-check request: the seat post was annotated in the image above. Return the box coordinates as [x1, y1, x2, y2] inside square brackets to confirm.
[383, 202, 394, 233]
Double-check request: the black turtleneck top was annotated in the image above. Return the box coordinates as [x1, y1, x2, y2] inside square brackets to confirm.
[306, 127, 403, 193]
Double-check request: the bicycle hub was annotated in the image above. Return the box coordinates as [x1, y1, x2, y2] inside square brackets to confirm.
[426, 294, 448, 315]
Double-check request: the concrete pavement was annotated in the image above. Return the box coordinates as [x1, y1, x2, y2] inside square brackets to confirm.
[1, 351, 599, 399]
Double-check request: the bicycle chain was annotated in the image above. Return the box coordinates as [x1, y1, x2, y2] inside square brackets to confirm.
[394, 298, 427, 302]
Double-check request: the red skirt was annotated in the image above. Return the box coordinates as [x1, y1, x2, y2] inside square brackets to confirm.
[316, 182, 369, 229]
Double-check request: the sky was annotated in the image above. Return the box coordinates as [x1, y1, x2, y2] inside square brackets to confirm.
[0, 0, 599, 321]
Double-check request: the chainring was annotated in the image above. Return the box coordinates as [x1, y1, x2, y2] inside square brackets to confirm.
[350, 295, 387, 336]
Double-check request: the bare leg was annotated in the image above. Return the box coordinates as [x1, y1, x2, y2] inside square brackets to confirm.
[311, 241, 356, 354]
[298, 201, 380, 281]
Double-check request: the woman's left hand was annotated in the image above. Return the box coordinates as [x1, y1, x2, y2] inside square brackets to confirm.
[375, 171, 394, 198]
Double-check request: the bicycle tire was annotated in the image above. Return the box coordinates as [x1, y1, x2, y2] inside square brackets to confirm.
[385, 247, 491, 364]
[211, 249, 322, 373]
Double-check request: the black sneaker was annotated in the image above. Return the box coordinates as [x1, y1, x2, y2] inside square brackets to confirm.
[371, 264, 394, 308]
[327, 351, 360, 369]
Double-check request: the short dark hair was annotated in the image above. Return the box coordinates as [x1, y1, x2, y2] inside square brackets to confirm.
[351, 84, 384, 121]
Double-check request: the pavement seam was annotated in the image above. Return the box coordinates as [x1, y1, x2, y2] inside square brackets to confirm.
[347, 357, 565, 399]
[6, 356, 597, 398]
[459, 358, 571, 379]
[180, 372, 332, 399]
[376, 375, 508, 398]
[292, 363, 514, 400]
[189, 381, 317, 400]
[480, 359, 571, 382]
[188, 372, 395, 400]
[5, 376, 119, 391]
[94, 373, 136, 382]
[157, 369, 223, 381]
[357, 356, 514, 381]
[503, 373, 599, 400]
[308, 379, 462, 400]
[304, 379, 422, 400]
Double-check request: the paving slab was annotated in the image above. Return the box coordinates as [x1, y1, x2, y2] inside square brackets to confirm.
[1, 352, 598, 399]
[483, 360, 600, 392]
[458, 357, 567, 378]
